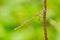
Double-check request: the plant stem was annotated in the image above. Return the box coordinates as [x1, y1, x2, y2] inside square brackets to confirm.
[44, 0, 48, 40]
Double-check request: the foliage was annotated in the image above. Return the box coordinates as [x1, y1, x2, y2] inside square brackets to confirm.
[0, 0, 60, 40]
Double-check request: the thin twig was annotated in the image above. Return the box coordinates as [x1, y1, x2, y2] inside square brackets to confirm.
[44, 0, 48, 40]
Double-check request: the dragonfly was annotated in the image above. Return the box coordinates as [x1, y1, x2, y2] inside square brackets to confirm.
[14, 0, 48, 40]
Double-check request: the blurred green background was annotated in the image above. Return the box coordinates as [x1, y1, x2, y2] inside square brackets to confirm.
[0, 0, 60, 40]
